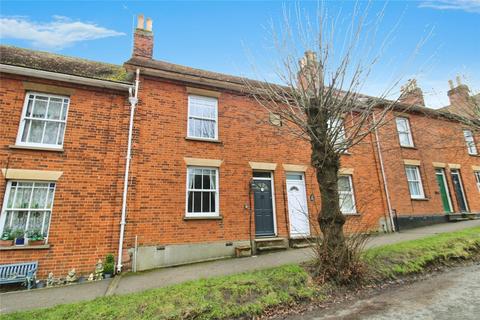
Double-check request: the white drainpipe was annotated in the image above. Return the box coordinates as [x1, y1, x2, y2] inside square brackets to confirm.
[117, 68, 140, 273]
[373, 112, 396, 232]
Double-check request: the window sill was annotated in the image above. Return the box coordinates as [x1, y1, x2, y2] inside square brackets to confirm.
[343, 212, 361, 216]
[0, 244, 50, 251]
[400, 145, 417, 150]
[9, 145, 64, 152]
[468, 153, 480, 157]
[411, 197, 429, 201]
[185, 137, 223, 144]
[184, 215, 223, 221]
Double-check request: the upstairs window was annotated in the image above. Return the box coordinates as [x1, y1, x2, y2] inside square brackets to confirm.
[338, 175, 356, 214]
[405, 165, 425, 199]
[187, 95, 218, 140]
[0, 181, 56, 241]
[186, 167, 219, 216]
[463, 130, 478, 155]
[328, 118, 346, 150]
[395, 117, 414, 147]
[17, 92, 70, 148]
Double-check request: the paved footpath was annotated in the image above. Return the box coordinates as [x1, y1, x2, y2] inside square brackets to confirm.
[1, 220, 479, 314]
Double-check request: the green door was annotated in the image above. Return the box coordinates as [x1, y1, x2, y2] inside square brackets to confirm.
[435, 169, 452, 213]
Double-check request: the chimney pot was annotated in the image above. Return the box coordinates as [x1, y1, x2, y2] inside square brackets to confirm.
[399, 79, 424, 106]
[137, 15, 145, 29]
[448, 80, 454, 90]
[456, 75, 462, 86]
[132, 14, 153, 58]
[146, 18, 153, 32]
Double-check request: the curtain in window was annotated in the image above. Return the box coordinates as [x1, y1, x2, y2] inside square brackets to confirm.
[1, 181, 55, 237]
[187, 168, 217, 214]
[338, 176, 355, 214]
[188, 96, 217, 139]
[20, 94, 69, 146]
[405, 166, 422, 197]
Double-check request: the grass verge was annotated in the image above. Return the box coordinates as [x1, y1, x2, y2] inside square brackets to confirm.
[2, 226, 479, 320]
[363, 226, 480, 278]
[1, 264, 316, 320]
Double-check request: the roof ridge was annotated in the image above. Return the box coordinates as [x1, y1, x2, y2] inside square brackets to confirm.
[0, 45, 123, 68]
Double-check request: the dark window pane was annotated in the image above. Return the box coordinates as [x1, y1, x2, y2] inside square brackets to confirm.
[193, 192, 202, 212]
[202, 174, 211, 190]
[202, 192, 211, 212]
[253, 171, 271, 178]
[187, 191, 193, 213]
[194, 173, 202, 189]
[210, 192, 216, 213]
[26, 97, 34, 117]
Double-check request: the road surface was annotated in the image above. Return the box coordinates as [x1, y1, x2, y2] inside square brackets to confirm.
[283, 263, 480, 320]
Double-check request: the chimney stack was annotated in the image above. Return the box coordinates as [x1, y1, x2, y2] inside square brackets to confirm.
[297, 50, 321, 93]
[132, 14, 154, 59]
[399, 79, 425, 106]
[446, 75, 473, 117]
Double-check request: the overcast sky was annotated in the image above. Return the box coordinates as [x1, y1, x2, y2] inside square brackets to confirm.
[1, 0, 479, 108]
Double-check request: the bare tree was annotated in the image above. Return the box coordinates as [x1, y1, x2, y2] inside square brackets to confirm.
[243, 2, 425, 282]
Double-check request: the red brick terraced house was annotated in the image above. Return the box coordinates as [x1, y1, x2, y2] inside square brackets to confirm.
[1, 16, 479, 277]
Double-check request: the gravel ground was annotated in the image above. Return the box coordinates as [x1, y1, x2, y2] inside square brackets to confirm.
[284, 263, 480, 320]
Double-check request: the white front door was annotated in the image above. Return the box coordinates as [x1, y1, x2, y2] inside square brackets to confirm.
[286, 172, 310, 237]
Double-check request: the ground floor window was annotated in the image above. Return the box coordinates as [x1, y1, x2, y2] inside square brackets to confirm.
[0, 181, 56, 240]
[405, 165, 425, 199]
[338, 175, 356, 214]
[186, 167, 219, 216]
[474, 171, 480, 192]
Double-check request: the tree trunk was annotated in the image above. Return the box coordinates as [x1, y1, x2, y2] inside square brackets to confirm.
[310, 140, 349, 281]
[315, 152, 347, 264]
[306, 98, 349, 280]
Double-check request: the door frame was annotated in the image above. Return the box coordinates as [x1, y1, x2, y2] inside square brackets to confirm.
[252, 171, 278, 237]
[435, 168, 453, 213]
[285, 172, 310, 238]
[450, 169, 469, 212]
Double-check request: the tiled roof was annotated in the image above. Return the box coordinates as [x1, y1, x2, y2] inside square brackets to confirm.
[125, 56, 252, 87]
[0, 45, 469, 124]
[0, 45, 132, 83]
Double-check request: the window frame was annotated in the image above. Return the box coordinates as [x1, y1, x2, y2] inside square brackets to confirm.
[327, 118, 347, 150]
[463, 129, 478, 155]
[395, 117, 414, 148]
[187, 95, 219, 141]
[338, 175, 357, 214]
[0, 180, 56, 242]
[16, 92, 70, 149]
[185, 166, 220, 217]
[474, 171, 480, 192]
[405, 165, 425, 199]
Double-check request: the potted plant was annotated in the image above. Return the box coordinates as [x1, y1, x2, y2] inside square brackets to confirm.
[12, 229, 25, 246]
[104, 254, 115, 278]
[0, 228, 14, 247]
[27, 229, 45, 246]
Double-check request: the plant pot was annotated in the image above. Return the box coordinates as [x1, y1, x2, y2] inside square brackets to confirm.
[104, 273, 112, 279]
[36, 281, 45, 288]
[0, 239, 13, 247]
[28, 239, 45, 246]
[14, 238, 25, 246]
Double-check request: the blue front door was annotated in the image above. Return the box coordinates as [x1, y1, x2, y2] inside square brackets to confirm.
[253, 179, 275, 237]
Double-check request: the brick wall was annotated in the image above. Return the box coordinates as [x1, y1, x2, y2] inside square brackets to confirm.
[1, 71, 479, 278]
[377, 110, 480, 216]
[121, 77, 388, 252]
[0, 74, 129, 277]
